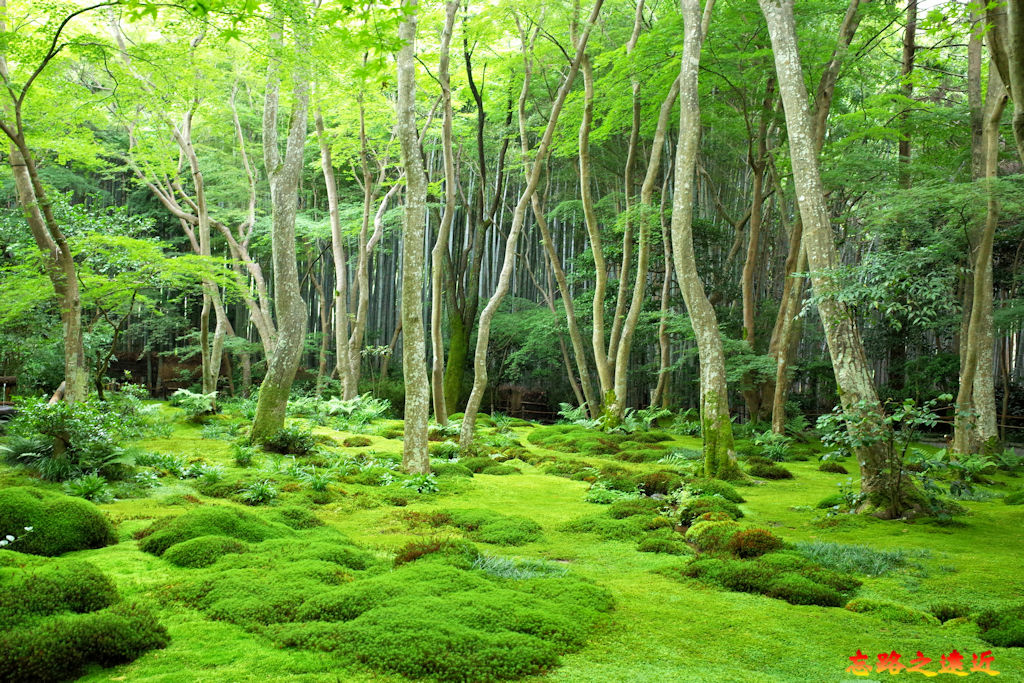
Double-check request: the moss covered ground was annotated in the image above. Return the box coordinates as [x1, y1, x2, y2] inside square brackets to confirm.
[3, 407, 1024, 682]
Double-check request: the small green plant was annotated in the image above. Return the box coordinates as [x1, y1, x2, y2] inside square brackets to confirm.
[238, 479, 278, 505]
[231, 443, 259, 467]
[262, 425, 317, 456]
[62, 473, 114, 503]
[300, 467, 332, 492]
[754, 430, 793, 461]
[472, 554, 568, 579]
[170, 389, 217, 421]
[401, 473, 439, 494]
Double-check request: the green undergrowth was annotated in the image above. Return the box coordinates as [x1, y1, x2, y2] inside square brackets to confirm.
[0, 550, 168, 681]
[145, 511, 610, 682]
[3, 406, 1023, 682]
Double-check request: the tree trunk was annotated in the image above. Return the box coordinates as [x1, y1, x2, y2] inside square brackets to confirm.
[460, 0, 604, 449]
[314, 107, 352, 397]
[954, 67, 1008, 455]
[761, 0, 910, 515]
[765, 0, 864, 432]
[672, 0, 740, 480]
[430, 0, 459, 425]
[396, 0, 430, 474]
[251, 21, 310, 443]
[612, 77, 679, 417]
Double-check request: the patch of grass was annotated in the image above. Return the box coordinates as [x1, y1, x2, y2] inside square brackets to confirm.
[792, 541, 928, 577]
[844, 599, 941, 626]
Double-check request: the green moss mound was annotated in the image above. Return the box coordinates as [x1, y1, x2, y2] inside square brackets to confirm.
[0, 602, 169, 683]
[684, 520, 740, 553]
[677, 495, 744, 524]
[0, 487, 116, 556]
[163, 530, 611, 682]
[0, 551, 118, 629]
[0, 552, 168, 681]
[272, 506, 324, 530]
[747, 462, 794, 480]
[637, 533, 692, 555]
[343, 436, 373, 448]
[607, 498, 662, 519]
[845, 599, 941, 626]
[977, 604, 1024, 647]
[727, 528, 785, 558]
[680, 551, 860, 607]
[138, 506, 292, 556]
[162, 535, 250, 568]
[479, 464, 520, 476]
[635, 471, 683, 495]
[818, 461, 849, 474]
[1004, 490, 1024, 505]
[448, 509, 543, 546]
[433, 462, 474, 478]
[686, 479, 745, 503]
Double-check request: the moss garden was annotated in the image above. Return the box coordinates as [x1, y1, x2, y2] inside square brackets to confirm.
[2, 400, 1024, 682]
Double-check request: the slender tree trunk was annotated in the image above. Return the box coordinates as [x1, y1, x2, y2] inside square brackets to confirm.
[396, 0, 430, 474]
[954, 67, 1008, 455]
[651, 168, 674, 409]
[251, 21, 310, 443]
[612, 77, 679, 416]
[766, 0, 865, 432]
[460, 0, 604, 449]
[672, 0, 739, 480]
[314, 107, 352, 397]
[762, 0, 913, 515]
[430, 0, 459, 425]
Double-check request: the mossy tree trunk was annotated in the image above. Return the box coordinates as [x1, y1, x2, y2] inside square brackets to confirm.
[761, 0, 919, 515]
[671, 0, 740, 480]
[396, 0, 430, 474]
[251, 20, 310, 443]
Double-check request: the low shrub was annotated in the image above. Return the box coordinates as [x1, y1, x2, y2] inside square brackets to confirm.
[393, 538, 480, 569]
[976, 604, 1024, 647]
[238, 479, 279, 505]
[686, 479, 745, 503]
[726, 528, 785, 558]
[819, 461, 849, 474]
[685, 520, 741, 553]
[262, 426, 317, 456]
[635, 471, 683, 496]
[637, 534, 692, 555]
[0, 487, 116, 556]
[163, 535, 250, 568]
[930, 602, 971, 623]
[62, 473, 114, 503]
[845, 599, 940, 626]
[138, 506, 291, 556]
[747, 462, 794, 480]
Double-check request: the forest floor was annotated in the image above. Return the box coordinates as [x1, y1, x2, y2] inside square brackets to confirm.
[4, 405, 1024, 683]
